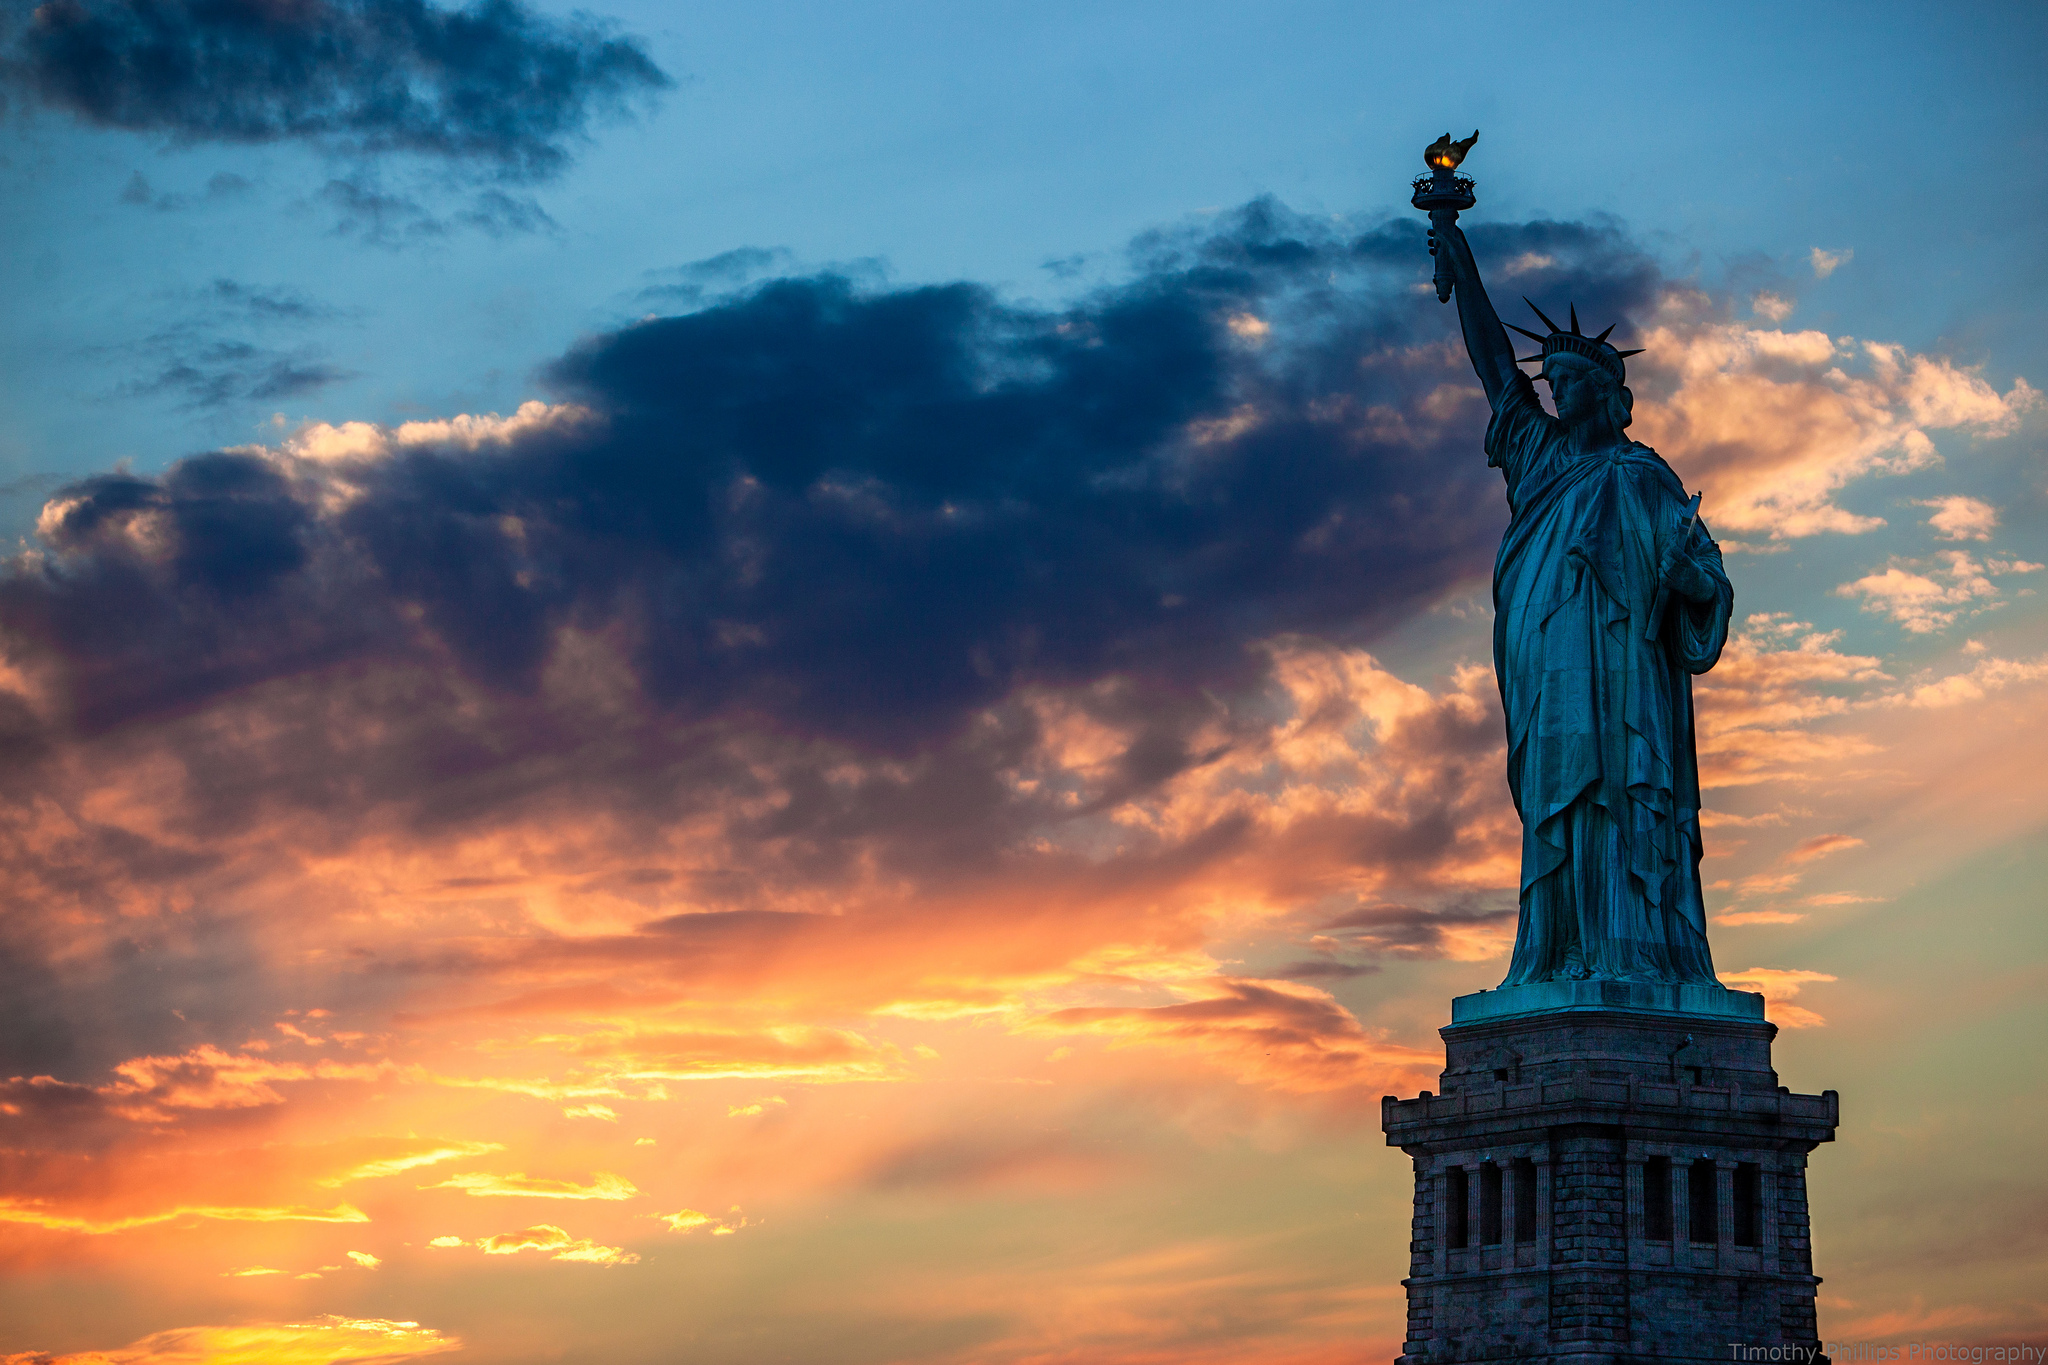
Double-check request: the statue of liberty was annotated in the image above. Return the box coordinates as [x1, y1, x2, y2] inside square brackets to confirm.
[1428, 189, 1733, 988]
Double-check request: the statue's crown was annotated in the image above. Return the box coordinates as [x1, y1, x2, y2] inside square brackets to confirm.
[1507, 299, 1642, 384]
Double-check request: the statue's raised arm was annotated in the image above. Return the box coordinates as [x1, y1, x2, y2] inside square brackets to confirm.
[1409, 130, 1520, 412]
[1431, 220, 1521, 411]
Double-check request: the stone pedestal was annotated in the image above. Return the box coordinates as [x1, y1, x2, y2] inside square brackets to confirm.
[1381, 986, 1837, 1364]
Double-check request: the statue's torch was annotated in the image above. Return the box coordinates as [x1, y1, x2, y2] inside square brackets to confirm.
[1412, 131, 1478, 302]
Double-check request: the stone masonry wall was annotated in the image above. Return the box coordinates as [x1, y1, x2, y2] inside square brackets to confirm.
[1547, 1125, 1630, 1346]
[1777, 1155, 1820, 1342]
[1408, 1162, 1434, 1350]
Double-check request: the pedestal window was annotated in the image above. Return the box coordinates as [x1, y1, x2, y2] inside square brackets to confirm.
[1689, 1158, 1719, 1244]
[1644, 1156, 1672, 1241]
[1513, 1159, 1538, 1244]
[1734, 1162, 1762, 1247]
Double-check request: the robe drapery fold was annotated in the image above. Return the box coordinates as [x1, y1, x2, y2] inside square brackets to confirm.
[1485, 372, 1731, 986]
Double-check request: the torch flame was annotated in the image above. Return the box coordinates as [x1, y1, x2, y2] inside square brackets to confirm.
[1424, 130, 1479, 171]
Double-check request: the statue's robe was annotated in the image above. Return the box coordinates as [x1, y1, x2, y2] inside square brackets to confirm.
[1486, 372, 1732, 985]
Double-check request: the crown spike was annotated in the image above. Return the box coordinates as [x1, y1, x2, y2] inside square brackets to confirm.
[1615, 349, 1644, 359]
[1515, 354, 1544, 365]
[1524, 297, 1563, 334]
[1505, 322, 1548, 343]
[1593, 323, 1616, 344]
[1568, 303, 1581, 334]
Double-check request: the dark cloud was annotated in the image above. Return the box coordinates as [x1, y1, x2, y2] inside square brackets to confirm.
[0, 200, 1661, 825]
[1032, 976, 1420, 1094]
[318, 174, 445, 242]
[206, 277, 332, 322]
[10, 0, 670, 180]
[116, 167, 162, 206]
[134, 340, 352, 406]
[0, 942, 77, 1074]
[317, 174, 552, 242]
[459, 186, 555, 237]
[115, 167, 252, 210]
[118, 280, 353, 407]
[638, 247, 797, 307]
[1318, 901, 1516, 958]
[1043, 978, 1365, 1039]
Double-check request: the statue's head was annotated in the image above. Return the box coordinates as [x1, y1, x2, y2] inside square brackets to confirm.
[1508, 300, 1641, 435]
[1542, 352, 1634, 433]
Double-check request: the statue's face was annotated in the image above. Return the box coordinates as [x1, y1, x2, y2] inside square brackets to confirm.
[1542, 356, 1610, 428]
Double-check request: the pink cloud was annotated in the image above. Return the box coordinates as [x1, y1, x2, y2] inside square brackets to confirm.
[1919, 495, 1999, 541]
[1835, 551, 2013, 633]
[1810, 247, 1853, 279]
[1625, 297, 2036, 544]
[1693, 615, 1886, 787]
[1787, 834, 1864, 863]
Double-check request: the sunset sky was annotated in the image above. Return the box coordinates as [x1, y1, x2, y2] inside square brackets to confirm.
[0, 3, 2044, 1362]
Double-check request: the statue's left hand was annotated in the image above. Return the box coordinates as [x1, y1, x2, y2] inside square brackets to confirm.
[1658, 545, 1719, 605]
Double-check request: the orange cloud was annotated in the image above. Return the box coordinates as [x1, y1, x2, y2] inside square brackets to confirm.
[651, 1206, 747, 1235]
[100, 1046, 393, 1119]
[0, 1316, 460, 1364]
[409, 1072, 635, 1102]
[1712, 910, 1807, 927]
[473, 1224, 638, 1265]
[0, 1200, 367, 1235]
[420, 1171, 637, 1200]
[1828, 1294, 1996, 1341]
[558, 1023, 905, 1084]
[1033, 977, 1436, 1095]
[317, 1141, 504, 1186]
[1720, 967, 1839, 1028]
[546, 1240, 640, 1265]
